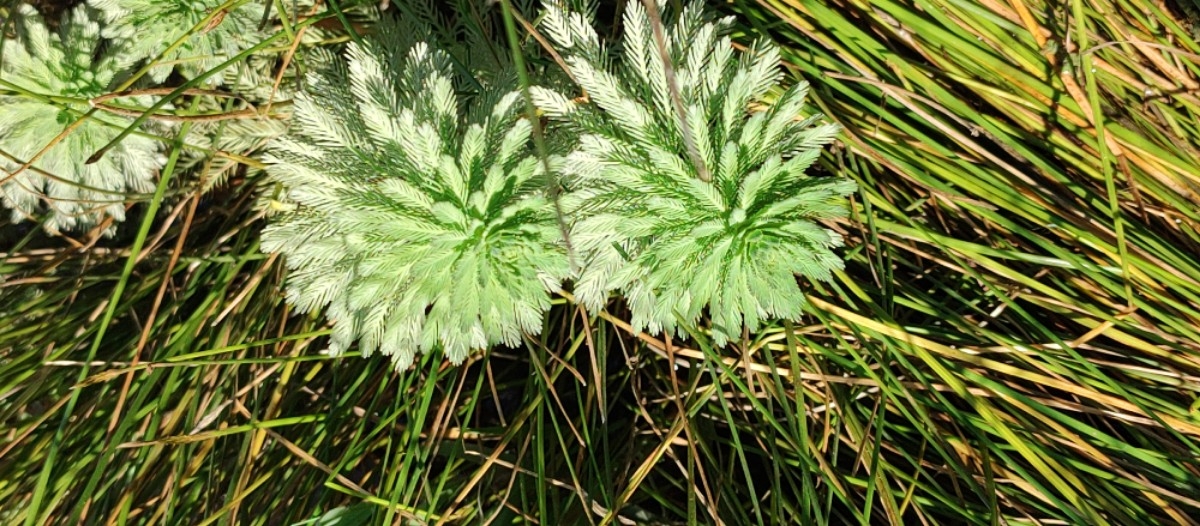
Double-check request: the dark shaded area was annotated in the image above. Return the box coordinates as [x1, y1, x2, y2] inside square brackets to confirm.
[1165, 0, 1200, 34]
[21, 0, 82, 20]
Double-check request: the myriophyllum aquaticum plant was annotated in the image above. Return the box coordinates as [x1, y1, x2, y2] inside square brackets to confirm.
[88, 0, 268, 83]
[260, 25, 572, 370]
[533, 0, 857, 345]
[0, 5, 164, 234]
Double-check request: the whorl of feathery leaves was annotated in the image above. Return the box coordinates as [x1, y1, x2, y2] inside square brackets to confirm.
[88, 0, 268, 83]
[260, 22, 571, 370]
[533, 0, 857, 344]
[0, 5, 163, 234]
[182, 48, 343, 191]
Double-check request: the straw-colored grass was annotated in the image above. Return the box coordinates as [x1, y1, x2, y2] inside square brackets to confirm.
[729, 0, 1200, 521]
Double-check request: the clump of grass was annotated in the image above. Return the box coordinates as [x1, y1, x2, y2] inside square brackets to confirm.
[727, 0, 1200, 522]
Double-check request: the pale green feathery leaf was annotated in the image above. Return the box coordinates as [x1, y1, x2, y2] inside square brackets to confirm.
[88, 0, 270, 83]
[261, 16, 571, 370]
[538, 0, 857, 345]
[0, 5, 164, 235]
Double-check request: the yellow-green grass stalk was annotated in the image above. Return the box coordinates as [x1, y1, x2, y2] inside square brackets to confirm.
[728, 0, 1200, 522]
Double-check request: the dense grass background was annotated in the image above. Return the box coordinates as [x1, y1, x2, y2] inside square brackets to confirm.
[2, 0, 1199, 524]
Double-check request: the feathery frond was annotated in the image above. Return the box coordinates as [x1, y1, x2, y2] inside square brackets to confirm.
[0, 5, 164, 235]
[261, 18, 570, 369]
[88, 0, 269, 83]
[536, 0, 856, 344]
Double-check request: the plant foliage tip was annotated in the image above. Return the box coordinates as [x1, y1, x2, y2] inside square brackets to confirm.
[0, 5, 164, 235]
[88, 0, 269, 83]
[534, 0, 857, 345]
[261, 24, 571, 370]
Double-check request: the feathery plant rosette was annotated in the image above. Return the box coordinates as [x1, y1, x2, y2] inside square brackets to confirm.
[534, 1, 857, 345]
[0, 5, 163, 234]
[88, 0, 268, 83]
[260, 25, 571, 370]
